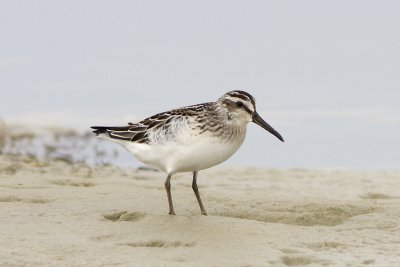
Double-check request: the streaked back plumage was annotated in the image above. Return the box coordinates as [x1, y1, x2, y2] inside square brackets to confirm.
[92, 90, 258, 146]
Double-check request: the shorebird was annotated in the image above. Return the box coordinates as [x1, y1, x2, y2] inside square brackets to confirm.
[91, 90, 284, 215]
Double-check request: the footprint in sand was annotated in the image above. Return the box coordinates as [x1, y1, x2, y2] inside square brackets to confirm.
[217, 203, 377, 226]
[280, 255, 316, 266]
[119, 240, 196, 248]
[306, 241, 347, 251]
[280, 248, 331, 266]
[280, 248, 303, 254]
[49, 179, 95, 187]
[360, 192, 397, 199]
[0, 196, 52, 204]
[102, 211, 146, 222]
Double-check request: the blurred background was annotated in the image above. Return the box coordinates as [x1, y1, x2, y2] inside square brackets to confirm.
[1, 0, 399, 169]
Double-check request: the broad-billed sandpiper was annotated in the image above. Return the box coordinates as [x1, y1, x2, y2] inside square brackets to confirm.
[91, 90, 284, 215]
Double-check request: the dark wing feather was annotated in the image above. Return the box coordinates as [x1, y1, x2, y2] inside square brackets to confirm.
[91, 102, 215, 144]
[91, 125, 150, 143]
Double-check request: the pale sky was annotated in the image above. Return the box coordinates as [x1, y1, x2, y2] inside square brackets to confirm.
[1, 1, 399, 168]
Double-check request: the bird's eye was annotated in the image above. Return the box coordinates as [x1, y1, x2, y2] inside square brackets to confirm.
[236, 101, 243, 107]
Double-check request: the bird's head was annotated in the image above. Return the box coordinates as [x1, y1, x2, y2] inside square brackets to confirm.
[217, 90, 284, 142]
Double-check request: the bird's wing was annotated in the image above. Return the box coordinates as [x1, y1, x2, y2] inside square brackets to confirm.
[91, 102, 214, 144]
[91, 110, 192, 144]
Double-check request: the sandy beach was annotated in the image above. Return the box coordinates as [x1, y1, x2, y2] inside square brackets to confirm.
[1, 154, 399, 267]
[2, 0, 400, 265]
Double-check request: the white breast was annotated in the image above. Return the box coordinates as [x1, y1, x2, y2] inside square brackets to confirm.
[123, 130, 246, 174]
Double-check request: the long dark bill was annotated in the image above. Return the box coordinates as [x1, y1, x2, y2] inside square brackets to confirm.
[252, 112, 284, 142]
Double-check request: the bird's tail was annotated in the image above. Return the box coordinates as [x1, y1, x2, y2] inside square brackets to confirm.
[91, 126, 132, 137]
[91, 126, 109, 137]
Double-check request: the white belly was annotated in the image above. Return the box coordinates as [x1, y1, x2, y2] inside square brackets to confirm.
[123, 134, 245, 174]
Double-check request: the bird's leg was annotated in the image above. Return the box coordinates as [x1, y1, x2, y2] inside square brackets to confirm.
[192, 171, 207, 215]
[164, 174, 175, 215]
